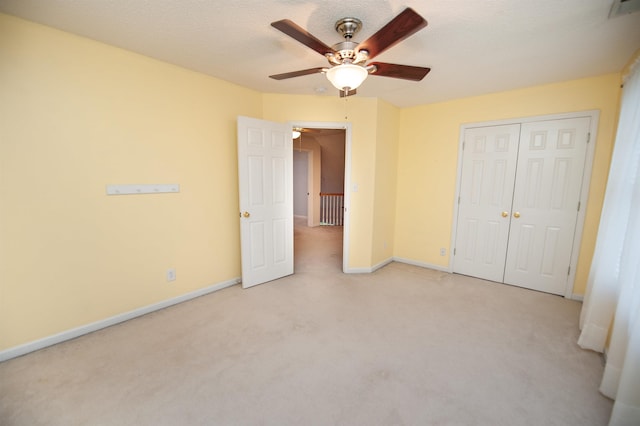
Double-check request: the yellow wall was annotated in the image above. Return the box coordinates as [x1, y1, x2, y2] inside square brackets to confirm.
[395, 74, 621, 295]
[371, 100, 400, 266]
[0, 14, 262, 350]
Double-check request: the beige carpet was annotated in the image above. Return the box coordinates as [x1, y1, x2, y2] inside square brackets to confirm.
[0, 220, 612, 425]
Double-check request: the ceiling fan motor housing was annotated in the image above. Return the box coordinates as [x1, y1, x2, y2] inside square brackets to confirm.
[327, 41, 368, 65]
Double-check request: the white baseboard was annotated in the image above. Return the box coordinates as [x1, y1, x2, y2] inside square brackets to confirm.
[393, 257, 451, 272]
[344, 266, 375, 273]
[0, 277, 241, 363]
[372, 258, 394, 272]
[344, 257, 449, 274]
[344, 257, 393, 273]
[570, 294, 584, 302]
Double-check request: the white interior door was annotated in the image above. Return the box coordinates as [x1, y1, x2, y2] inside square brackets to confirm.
[237, 116, 293, 288]
[504, 117, 590, 294]
[453, 124, 521, 282]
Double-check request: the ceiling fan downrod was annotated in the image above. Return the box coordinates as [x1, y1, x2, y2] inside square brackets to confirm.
[327, 17, 369, 66]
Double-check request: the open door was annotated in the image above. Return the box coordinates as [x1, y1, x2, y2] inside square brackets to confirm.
[237, 116, 293, 288]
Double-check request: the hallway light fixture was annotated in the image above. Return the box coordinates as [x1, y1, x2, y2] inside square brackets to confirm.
[292, 129, 301, 139]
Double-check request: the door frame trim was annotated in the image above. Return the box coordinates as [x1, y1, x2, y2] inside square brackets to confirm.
[288, 120, 352, 274]
[449, 110, 600, 298]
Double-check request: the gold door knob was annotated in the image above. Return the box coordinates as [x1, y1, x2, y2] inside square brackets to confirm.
[501, 211, 509, 218]
[513, 212, 521, 218]
[243, 212, 250, 218]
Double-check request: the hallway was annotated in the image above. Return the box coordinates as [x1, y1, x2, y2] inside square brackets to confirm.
[294, 217, 343, 274]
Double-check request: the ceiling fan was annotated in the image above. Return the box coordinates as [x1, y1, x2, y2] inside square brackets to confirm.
[269, 7, 431, 97]
[292, 126, 342, 138]
[292, 127, 318, 139]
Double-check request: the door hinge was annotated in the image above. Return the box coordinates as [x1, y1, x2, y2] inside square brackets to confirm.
[577, 201, 581, 212]
[458, 196, 461, 205]
[587, 132, 591, 143]
[462, 141, 466, 150]
[568, 266, 571, 276]
[453, 248, 457, 256]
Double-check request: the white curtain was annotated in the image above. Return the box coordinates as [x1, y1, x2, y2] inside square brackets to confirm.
[578, 56, 640, 425]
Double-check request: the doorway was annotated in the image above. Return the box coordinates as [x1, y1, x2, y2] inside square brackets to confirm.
[290, 122, 350, 273]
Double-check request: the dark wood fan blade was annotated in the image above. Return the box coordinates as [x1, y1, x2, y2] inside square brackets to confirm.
[356, 8, 427, 60]
[271, 20, 336, 56]
[369, 62, 431, 81]
[339, 89, 357, 98]
[269, 67, 325, 80]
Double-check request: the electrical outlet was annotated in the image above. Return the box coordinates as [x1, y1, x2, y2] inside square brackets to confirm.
[166, 268, 176, 282]
[440, 248, 446, 256]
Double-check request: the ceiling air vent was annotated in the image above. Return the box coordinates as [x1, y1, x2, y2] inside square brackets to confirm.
[609, 0, 640, 18]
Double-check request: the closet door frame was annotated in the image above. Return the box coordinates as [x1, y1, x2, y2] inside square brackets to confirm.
[449, 110, 600, 299]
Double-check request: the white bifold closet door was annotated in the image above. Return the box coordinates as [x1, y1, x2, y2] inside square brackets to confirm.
[453, 117, 591, 295]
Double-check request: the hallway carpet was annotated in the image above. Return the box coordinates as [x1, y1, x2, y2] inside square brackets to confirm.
[0, 221, 612, 425]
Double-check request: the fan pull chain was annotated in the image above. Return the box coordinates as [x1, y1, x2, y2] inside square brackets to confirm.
[344, 95, 349, 121]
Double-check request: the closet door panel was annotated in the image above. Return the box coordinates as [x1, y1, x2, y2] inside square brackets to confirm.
[504, 117, 591, 294]
[453, 124, 521, 282]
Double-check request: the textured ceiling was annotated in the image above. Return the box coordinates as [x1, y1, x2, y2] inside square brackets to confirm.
[1, 0, 639, 107]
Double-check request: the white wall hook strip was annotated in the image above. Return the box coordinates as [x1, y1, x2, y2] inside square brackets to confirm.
[106, 184, 180, 195]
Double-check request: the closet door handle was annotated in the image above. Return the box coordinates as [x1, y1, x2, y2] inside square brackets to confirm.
[501, 211, 509, 218]
[513, 212, 521, 218]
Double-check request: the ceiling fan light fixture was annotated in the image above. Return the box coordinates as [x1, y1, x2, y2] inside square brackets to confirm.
[325, 63, 368, 91]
